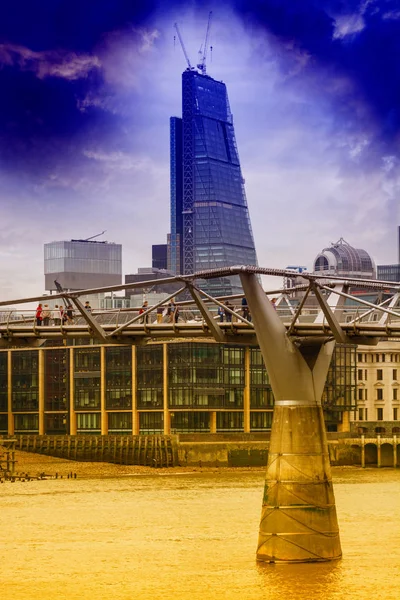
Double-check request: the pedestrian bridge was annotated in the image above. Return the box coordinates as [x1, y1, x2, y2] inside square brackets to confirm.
[2, 264, 400, 563]
[0, 265, 400, 347]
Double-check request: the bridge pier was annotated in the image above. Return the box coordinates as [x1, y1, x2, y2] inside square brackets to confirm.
[240, 272, 342, 563]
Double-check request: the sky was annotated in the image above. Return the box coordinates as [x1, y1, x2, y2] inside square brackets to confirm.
[1, 0, 400, 299]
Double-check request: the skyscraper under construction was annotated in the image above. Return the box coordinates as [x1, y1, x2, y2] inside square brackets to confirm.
[168, 16, 258, 295]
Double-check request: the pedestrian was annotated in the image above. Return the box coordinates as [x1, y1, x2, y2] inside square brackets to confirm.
[42, 304, 51, 326]
[224, 301, 233, 323]
[174, 304, 180, 323]
[139, 300, 149, 324]
[84, 301, 92, 313]
[35, 303, 43, 326]
[242, 297, 250, 320]
[218, 305, 224, 322]
[167, 300, 175, 323]
[52, 305, 62, 326]
[66, 304, 74, 324]
[271, 298, 277, 311]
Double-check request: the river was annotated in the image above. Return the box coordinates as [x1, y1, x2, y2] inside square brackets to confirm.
[2, 467, 400, 600]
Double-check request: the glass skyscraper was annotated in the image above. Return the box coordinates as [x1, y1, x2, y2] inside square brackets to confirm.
[169, 69, 258, 295]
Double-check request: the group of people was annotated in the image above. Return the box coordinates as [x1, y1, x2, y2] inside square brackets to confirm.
[35, 303, 74, 326]
[139, 299, 180, 324]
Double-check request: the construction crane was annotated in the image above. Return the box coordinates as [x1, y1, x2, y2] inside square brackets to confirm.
[174, 22, 193, 70]
[197, 11, 213, 75]
[85, 230, 107, 241]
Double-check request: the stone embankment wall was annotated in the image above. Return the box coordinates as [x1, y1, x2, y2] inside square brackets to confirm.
[6, 433, 400, 468]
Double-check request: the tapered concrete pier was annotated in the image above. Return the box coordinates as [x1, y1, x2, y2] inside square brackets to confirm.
[240, 273, 342, 563]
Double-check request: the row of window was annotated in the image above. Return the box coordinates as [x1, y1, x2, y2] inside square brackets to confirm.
[357, 369, 398, 381]
[358, 388, 399, 401]
[358, 408, 398, 421]
[358, 353, 400, 363]
[0, 410, 274, 434]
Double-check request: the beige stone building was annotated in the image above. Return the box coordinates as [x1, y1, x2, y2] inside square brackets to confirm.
[352, 341, 400, 435]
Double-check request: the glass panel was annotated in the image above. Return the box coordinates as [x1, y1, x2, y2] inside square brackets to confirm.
[12, 351, 39, 411]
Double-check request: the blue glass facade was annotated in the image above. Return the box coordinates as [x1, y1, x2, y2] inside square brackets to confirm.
[170, 70, 257, 295]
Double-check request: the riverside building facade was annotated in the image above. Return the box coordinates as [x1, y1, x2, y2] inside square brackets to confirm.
[168, 69, 258, 295]
[0, 341, 355, 437]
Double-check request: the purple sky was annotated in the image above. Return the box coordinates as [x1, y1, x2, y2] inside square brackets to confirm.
[1, 1, 400, 298]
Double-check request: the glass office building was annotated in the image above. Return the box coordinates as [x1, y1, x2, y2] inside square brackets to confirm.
[0, 341, 356, 437]
[169, 70, 258, 295]
[44, 240, 122, 291]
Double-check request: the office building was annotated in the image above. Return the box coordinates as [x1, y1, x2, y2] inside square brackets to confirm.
[152, 244, 168, 271]
[0, 340, 355, 437]
[44, 239, 122, 292]
[168, 69, 258, 295]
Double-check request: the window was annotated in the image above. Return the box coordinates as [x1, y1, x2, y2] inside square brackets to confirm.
[365, 408, 368, 420]
[358, 389, 363, 401]
[393, 369, 397, 381]
[394, 408, 398, 421]
[377, 369, 383, 381]
[358, 353, 362, 362]
[377, 407, 383, 421]
[377, 388, 383, 401]
[394, 389, 398, 401]
[358, 408, 364, 421]
[357, 369, 363, 381]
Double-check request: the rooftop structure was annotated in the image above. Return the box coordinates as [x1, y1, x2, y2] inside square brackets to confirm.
[313, 238, 376, 279]
[44, 239, 122, 292]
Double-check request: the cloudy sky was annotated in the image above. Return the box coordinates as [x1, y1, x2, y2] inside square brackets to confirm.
[1, 0, 400, 299]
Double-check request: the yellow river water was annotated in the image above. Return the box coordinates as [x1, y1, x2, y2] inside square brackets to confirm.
[2, 467, 400, 600]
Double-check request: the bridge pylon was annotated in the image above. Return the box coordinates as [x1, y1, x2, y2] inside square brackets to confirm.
[240, 272, 342, 563]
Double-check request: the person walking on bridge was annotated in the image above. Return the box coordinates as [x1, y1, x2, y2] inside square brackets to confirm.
[42, 304, 51, 326]
[35, 303, 43, 326]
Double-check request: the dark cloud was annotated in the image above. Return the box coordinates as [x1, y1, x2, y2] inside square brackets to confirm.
[233, 0, 400, 151]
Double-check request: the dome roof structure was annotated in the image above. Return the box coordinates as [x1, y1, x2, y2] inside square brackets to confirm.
[313, 238, 376, 279]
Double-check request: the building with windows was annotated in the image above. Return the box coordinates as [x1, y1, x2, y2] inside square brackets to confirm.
[0, 341, 355, 437]
[313, 238, 376, 279]
[352, 341, 400, 435]
[168, 69, 258, 295]
[44, 239, 122, 292]
[377, 264, 400, 283]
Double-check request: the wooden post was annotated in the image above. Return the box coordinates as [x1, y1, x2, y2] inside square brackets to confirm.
[209, 411, 217, 433]
[361, 435, 365, 468]
[377, 435, 381, 468]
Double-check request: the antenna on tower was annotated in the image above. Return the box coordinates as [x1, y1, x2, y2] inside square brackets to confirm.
[174, 22, 193, 70]
[197, 11, 213, 75]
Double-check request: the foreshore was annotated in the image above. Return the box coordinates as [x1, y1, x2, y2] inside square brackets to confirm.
[10, 450, 264, 479]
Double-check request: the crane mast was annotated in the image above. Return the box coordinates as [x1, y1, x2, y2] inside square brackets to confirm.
[197, 11, 213, 75]
[174, 22, 193, 70]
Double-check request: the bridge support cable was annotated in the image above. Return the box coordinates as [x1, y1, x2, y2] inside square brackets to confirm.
[240, 272, 342, 563]
[287, 285, 312, 336]
[346, 296, 393, 325]
[185, 283, 226, 343]
[312, 283, 350, 344]
[109, 287, 187, 337]
[69, 296, 109, 344]
[318, 283, 400, 321]
[378, 292, 400, 325]
[189, 284, 253, 326]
